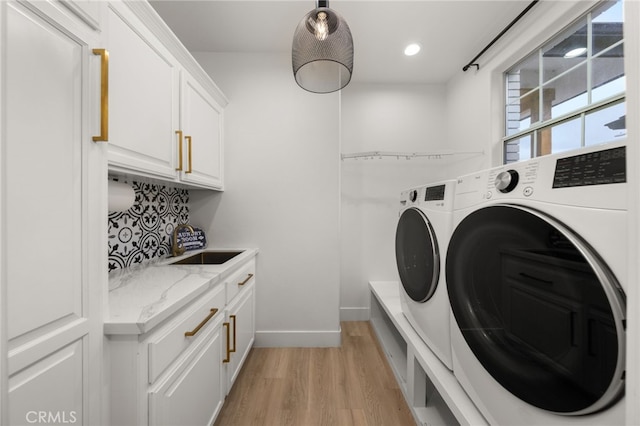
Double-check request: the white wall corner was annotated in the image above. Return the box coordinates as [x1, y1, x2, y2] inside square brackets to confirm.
[340, 306, 370, 322]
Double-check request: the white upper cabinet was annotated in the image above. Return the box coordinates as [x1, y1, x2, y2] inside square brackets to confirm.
[106, 0, 227, 190]
[179, 72, 224, 189]
[106, 1, 180, 179]
[2, 1, 105, 424]
[59, 0, 103, 30]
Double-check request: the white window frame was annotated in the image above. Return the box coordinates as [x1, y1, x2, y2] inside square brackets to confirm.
[502, 0, 625, 164]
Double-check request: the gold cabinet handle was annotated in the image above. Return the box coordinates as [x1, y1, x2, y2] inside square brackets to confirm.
[223, 322, 231, 363]
[184, 308, 218, 337]
[238, 274, 254, 286]
[175, 130, 183, 171]
[230, 314, 237, 353]
[185, 135, 192, 173]
[92, 48, 109, 142]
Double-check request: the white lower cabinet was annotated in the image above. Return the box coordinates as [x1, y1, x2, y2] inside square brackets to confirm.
[149, 318, 224, 426]
[110, 285, 225, 425]
[109, 257, 257, 425]
[221, 259, 256, 393]
[8, 340, 84, 426]
[224, 282, 255, 393]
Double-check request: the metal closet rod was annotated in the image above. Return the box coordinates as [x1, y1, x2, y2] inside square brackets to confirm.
[462, 0, 539, 72]
[341, 150, 484, 160]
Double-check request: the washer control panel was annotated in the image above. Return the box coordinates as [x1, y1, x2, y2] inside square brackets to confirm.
[487, 160, 540, 199]
[552, 146, 626, 188]
[424, 184, 446, 201]
[399, 181, 455, 212]
[458, 142, 626, 210]
[495, 170, 519, 193]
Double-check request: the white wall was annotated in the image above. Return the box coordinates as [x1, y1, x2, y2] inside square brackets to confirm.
[339, 83, 458, 320]
[190, 52, 341, 347]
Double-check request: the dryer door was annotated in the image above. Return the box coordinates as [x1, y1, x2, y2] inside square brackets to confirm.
[446, 204, 625, 415]
[396, 208, 440, 302]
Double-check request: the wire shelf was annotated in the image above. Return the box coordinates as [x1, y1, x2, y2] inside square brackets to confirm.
[340, 150, 484, 161]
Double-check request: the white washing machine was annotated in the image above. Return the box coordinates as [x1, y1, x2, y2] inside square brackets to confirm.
[446, 142, 627, 425]
[396, 179, 456, 370]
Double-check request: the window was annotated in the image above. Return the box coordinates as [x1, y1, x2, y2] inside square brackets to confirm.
[504, 0, 625, 164]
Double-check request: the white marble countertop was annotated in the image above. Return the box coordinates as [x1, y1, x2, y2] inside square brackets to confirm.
[105, 248, 258, 335]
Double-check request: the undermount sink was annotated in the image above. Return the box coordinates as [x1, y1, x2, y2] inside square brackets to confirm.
[169, 250, 244, 265]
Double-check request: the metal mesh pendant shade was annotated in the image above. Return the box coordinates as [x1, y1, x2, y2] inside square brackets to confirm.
[292, 2, 353, 93]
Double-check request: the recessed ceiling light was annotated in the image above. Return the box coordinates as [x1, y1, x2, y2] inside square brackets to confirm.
[404, 43, 421, 56]
[564, 47, 587, 58]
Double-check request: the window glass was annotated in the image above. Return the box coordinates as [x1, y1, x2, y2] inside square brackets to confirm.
[536, 116, 581, 155]
[585, 101, 626, 146]
[592, 45, 625, 102]
[506, 91, 536, 135]
[506, 100, 525, 136]
[510, 52, 539, 89]
[592, 0, 623, 56]
[542, 63, 588, 120]
[541, 20, 588, 84]
[505, 53, 539, 135]
[505, 135, 532, 163]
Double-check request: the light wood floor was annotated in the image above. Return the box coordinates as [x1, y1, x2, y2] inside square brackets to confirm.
[214, 321, 416, 426]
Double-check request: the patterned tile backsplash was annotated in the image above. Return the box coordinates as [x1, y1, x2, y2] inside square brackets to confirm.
[108, 180, 189, 272]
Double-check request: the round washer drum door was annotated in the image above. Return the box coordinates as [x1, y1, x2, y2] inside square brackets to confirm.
[396, 207, 440, 303]
[446, 205, 626, 415]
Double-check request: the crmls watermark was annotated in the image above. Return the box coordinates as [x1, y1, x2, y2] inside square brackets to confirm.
[25, 411, 78, 424]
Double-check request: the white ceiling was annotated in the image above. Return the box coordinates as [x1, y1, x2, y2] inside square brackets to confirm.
[149, 0, 534, 85]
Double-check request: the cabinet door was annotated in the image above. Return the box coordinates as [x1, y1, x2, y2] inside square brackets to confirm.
[149, 324, 224, 426]
[106, 2, 179, 179]
[59, 0, 102, 30]
[9, 342, 84, 426]
[3, 1, 102, 424]
[179, 72, 224, 189]
[226, 283, 255, 393]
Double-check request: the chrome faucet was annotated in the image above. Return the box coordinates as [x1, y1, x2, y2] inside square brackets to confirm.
[172, 224, 195, 257]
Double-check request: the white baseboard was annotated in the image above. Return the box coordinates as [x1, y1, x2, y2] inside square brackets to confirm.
[340, 306, 370, 321]
[254, 328, 341, 348]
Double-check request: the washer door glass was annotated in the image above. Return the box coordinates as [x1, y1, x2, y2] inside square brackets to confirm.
[396, 207, 440, 302]
[446, 205, 625, 414]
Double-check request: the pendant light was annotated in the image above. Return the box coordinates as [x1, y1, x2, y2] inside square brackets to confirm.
[292, 0, 354, 93]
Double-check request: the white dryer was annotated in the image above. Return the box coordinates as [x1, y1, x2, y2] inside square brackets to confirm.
[396, 180, 455, 370]
[446, 143, 626, 425]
